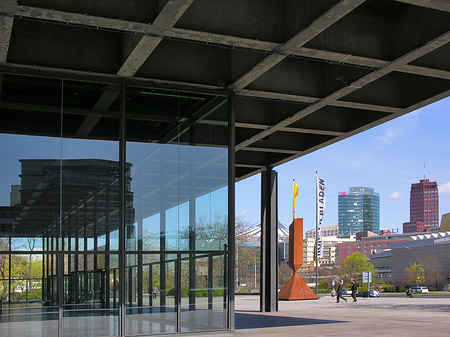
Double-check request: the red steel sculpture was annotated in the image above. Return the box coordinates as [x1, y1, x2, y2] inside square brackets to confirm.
[279, 218, 318, 300]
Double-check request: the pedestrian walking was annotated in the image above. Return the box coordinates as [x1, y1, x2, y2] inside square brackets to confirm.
[350, 280, 358, 302]
[152, 286, 158, 299]
[336, 280, 347, 303]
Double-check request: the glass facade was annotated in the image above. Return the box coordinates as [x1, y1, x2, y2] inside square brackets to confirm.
[338, 187, 380, 237]
[0, 75, 230, 336]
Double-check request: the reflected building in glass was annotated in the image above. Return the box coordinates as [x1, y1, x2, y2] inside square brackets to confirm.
[338, 187, 380, 237]
[0, 75, 230, 337]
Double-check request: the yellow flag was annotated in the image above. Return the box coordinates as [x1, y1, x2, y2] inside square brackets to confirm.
[293, 181, 299, 219]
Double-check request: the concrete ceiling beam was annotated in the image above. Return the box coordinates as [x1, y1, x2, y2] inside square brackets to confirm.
[0, 15, 13, 63]
[236, 121, 344, 137]
[394, 0, 450, 12]
[117, 0, 193, 77]
[242, 147, 303, 155]
[395, 64, 450, 80]
[330, 101, 404, 114]
[2, 2, 446, 83]
[230, 0, 367, 91]
[157, 96, 227, 143]
[76, 0, 193, 137]
[238, 89, 319, 104]
[234, 31, 450, 151]
[269, 87, 450, 169]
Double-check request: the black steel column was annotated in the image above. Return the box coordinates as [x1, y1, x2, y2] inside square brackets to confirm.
[8, 237, 11, 304]
[176, 253, 182, 333]
[83, 205, 88, 303]
[260, 168, 278, 312]
[93, 195, 99, 302]
[105, 189, 110, 308]
[137, 219, 143, 310]
[227, 93, 235, 330]
[119, 79, 127, 336]
[159, 152, 167, 313]
[208, 255, 213, 310]
[149, 265, 153, 308]
[188, 151, 196, 311]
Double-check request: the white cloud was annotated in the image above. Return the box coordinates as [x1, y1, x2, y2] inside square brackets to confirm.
[439, 181, 450, 194]
[376, 128, 401, 149]
[387, 191, 402, 200]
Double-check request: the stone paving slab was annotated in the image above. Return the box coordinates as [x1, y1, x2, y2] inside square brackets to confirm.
[186, 294, 450, 337]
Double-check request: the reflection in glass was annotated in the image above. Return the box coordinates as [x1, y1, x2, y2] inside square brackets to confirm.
[62, 254, 119, 337]
[125, 254, 177, 336]
[180, 253, 227, 332]
[1, 75, 230, 336]
[0, 131, 61, 337]
[126, 144, 228, 252]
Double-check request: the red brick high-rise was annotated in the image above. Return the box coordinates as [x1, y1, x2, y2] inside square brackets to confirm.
[410, 179, 439, 228]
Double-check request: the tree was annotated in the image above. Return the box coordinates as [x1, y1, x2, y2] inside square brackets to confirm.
[339, 252, 374, 283]
[0, 238, 9, 300]
[279, 261, 292, 286]
[235, 215, 258, 291]
[419, 256, 445, 289]
[405, 262, 425, 287]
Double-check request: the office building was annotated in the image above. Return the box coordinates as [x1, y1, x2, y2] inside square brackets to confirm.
[338, 187, 380, 237]
[403, 221, 425, 234]
[301, 234, 355, 266]
[410, 179, 439, 228]
[305, 224, 338, 239]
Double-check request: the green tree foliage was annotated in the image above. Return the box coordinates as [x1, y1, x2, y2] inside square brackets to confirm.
[405, 262, 425, 287]
[339, 252, 374, 283]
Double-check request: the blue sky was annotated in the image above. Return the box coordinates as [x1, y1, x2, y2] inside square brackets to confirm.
[235, 96, 450, 233]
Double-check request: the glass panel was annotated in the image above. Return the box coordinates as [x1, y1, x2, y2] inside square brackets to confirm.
[1, 75, 231, 335]
[125, 86, 229, 253]
[0, 73, 61, 337]
[180, 253, 227, 332]
[0, 253, 58, 337]
[126, 144, 228, 252]
[125, 85, 229, 334]
[125, 253, 177, 335]
[61, 79, 120, 337]
[62, 253, 119, 337]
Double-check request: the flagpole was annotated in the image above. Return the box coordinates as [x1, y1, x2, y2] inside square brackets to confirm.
[315, 172, 318, 296]
[293, 179, 295, 220]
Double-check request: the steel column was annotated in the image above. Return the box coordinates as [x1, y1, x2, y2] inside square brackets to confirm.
[260, 168, 278, 312]
[118, 79, 127, 336]
[227, 93, 236, 330]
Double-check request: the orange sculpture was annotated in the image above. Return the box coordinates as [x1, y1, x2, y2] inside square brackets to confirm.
[279, 218, 318, 300]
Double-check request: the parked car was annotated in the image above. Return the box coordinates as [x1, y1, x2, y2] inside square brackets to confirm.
[342, 289, 352, 295]
[411, 286, 429, 294]
[355, 290, 380, 298]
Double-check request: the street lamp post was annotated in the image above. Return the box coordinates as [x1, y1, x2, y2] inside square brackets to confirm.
[404, 246, 420, 287]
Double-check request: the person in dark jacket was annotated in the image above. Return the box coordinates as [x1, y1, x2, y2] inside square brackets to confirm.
[336, 280, 347, 303]
[350, 280, 358, 302]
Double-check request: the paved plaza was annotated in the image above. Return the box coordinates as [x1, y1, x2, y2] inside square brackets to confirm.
[195, 294, 450, 337]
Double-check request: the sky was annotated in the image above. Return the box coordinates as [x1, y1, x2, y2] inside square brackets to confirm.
[235, 96, 450, 233]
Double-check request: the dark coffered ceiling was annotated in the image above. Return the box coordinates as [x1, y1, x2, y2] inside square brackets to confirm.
[1, 0, 449, 181]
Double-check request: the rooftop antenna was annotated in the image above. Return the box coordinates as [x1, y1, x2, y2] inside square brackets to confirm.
[424, 161, 426, 179]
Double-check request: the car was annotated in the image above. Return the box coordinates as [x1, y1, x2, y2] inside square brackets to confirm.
[342, 289, 352, 295]
[411, 286, 428, 294]
[355, 290, 380, 298]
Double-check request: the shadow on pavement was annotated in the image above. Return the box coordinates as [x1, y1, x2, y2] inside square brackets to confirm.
[236, 312, 345, 329]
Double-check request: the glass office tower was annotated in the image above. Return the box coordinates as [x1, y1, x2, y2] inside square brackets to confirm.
[338, 187, 380, 237]
[0, 75, 231, 336]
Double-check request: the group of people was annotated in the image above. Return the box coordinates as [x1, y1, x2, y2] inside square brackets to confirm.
[334, 280, 358, 303]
